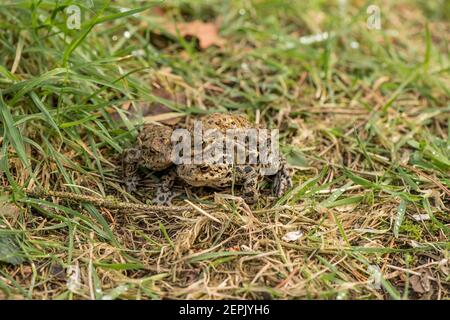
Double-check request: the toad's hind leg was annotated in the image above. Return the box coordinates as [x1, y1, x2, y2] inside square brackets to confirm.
[239, 165, 260, 204]
[122, 148, 142, 192]
[153, 169, 178, 205]
[273, 161, 293, 197]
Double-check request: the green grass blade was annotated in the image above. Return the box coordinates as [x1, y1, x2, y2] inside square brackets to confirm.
[0, 95, 30, 169]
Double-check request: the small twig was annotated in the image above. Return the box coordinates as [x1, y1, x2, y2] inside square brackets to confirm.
[3, 187, 190, 213]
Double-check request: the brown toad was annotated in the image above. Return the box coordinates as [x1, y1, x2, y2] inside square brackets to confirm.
[122, 113, 293, 205]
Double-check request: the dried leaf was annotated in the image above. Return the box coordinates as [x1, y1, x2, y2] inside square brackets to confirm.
[410, 270, 432, 294]
[438, 259, 449, 276]
[67, 262, 81, 293]
[165, 20, 226, 49]
[282, 230, 303, 242]
[102, 285, 130, 300]
[151, 6, 165, 16]
[367, 265, 382, 290]
[412, 214, 430, 221]
[0, 202, 20, 219]
[0, 234, 24, 265]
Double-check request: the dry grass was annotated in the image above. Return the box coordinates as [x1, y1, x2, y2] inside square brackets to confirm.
[0, 0, 449, 299]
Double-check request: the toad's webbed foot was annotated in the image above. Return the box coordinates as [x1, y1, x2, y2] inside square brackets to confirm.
[125, 175, 140, 193]
[122, 148, 142, 192]
[273, 161, 293, 197]
[153, 170, 178, 206]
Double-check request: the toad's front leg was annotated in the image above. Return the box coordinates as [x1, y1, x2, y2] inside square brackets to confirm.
[273, 161, 293, 197]
[122, 148, 142, 192]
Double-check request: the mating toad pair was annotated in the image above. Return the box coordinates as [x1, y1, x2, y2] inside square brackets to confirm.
[122, 113, 293, 205]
